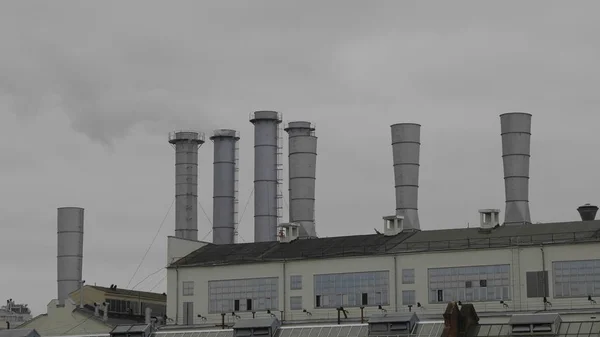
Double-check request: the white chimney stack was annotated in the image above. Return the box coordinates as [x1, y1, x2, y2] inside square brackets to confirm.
[57, 207, 84, 305]
[500, 113, 532, 225]
[390, 123, 421, 230]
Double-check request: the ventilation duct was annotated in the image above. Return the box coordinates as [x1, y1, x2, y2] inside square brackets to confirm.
[500, 113, 532, 225]
[390, 123, 421, 230]
[284, 121, 317, 238]
[57, 207, 84, 305]
[250, 111, 282, 242]
[168, 131, 205, 240]
[210, 129, 240, 244]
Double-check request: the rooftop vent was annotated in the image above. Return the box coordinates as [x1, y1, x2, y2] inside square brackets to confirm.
[577, 204, 598, 221]
[277, 222, 300, 243]
[508, 313, 562, 336]
[233, 317, 281, 337]
[368, 312, 419, 336]
[479, 209, 500, 229]
[382, 215, 405, 236]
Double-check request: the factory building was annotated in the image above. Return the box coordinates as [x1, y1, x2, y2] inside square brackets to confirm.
[162, 112, 600, 329]
[18, 208, 167, 336]
[35, 112, 600, 337]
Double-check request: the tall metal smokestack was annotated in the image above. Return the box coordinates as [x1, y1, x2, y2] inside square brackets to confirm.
[390, 123, 421, 230]
[285, 121, 317, 237]
[500, 112, 532, 225]
[250, 111, 282, 242]
[210, 129, 240, 244]
[57, 207, 84, 305]
[169, 131, 205, 240]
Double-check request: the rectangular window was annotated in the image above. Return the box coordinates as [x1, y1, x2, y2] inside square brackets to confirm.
[290, 296, 303, 310]
[553, 259, 600, 298]
[313, 271, 390, 308]
[526, 271, 549, 298]
[402, 290, 416, 305]
[182, 302, 193, 325]
[402, 269, 415, 284]
[290, 275, 303, 290]
[427, 264, 510, 303]
[207, 277, 279, 313]
[182, 281, 194, 296]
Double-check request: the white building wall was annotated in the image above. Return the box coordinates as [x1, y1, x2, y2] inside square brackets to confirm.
[167, 241, 600, 326]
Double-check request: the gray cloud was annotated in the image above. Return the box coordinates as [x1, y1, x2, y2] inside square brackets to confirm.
[2, 0, 600, 315]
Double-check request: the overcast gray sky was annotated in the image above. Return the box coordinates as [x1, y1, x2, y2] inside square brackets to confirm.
[2, 0, 600, 316]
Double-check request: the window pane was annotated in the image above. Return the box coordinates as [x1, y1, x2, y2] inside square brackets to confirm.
[427, 264, 510, 303]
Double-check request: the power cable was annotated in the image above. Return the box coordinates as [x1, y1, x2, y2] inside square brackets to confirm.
[132, 266, 165, 290]
[238, 187, 254, 224]
[149, 275, 166, 292]
[200, 230, 212, 241]
[199, 200, 212, 225]
[126, 197, 175, 289]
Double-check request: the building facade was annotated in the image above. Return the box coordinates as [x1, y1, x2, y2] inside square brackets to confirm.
[166, 220, 600, 326]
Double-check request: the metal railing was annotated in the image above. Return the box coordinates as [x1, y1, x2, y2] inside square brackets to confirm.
[284, 121, 317, 136]
[168, 130, 206, 142]
[249, 111, 283, 122]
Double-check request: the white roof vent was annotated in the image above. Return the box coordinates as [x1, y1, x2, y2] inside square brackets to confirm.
[508, 313, 562, 336]
[278, 223, 300, 243]
[479, 209, 500, 229]
[382, 215, 404, 236]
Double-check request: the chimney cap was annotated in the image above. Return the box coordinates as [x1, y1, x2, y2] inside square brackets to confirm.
[577, 203, 599, 221]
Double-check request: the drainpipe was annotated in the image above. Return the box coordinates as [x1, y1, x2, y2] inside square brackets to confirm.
[80, 280, 85, 308]
[175, 267, 180, 324]
[393, 256, 398, 311]
[282, 261, 287, 321]
[541, 245, 547, 311]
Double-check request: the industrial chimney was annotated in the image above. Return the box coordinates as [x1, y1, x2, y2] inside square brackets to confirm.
[210, 129, 240, 244]
[57, 207, 84, 305]
[500, 112, 532, 225]
[390, 123, 421, 230]
[168, 131, 205, 241]
[284, 121, 317, 238]
[577, 204, 598, 221]
[250, 111, 282, 242]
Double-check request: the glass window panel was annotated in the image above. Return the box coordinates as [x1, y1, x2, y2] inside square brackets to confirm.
[207, 277, 279, 313]
[427, 265, 510, 303]
[312, 271, 389, 308]
[553, 259, 600, 298]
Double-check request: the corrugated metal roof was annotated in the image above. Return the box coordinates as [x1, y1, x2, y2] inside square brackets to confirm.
[170, 220, 600, 267]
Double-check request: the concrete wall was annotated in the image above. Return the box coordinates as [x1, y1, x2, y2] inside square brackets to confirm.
[167, 241, 600, 325]
[167, 236, 208, 265]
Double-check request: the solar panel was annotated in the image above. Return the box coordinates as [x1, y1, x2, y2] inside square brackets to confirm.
[153, 330, 234, 337]
[557, 321, 600, 337]
[276, 324, 368, 337]
[411, 322, 444, 337]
